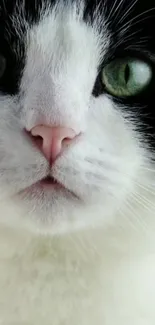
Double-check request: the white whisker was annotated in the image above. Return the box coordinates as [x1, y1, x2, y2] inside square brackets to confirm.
[133, 192, 155, 213]
[116, 7, 155, 36]
[117, 0, 139, 25]
[120, 198, 148, 232]
[106, 0, 123, 22]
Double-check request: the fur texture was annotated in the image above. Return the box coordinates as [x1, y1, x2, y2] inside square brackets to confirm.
[0, 0, 155, 324]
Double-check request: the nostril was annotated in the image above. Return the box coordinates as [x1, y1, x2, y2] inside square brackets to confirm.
[62, 135, 80, 152]
[25, 129, 43, 151]
[62, 136, 73, 147]
[32, 135, 43, 151]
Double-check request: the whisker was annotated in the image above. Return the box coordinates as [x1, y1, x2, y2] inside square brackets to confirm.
[133, 191, 155, 213]
[116, 0, 139, 25]
[134, 189, 155, 206]
[115, 168, 155, 196]
[131, 179, 155, 196]
[138, 166, 155, 173]
[127, 196, 150, 231]
[121, 198, 148, 232]
[106, 0, 123, 22]
[113, 28, 144, 48]
[116, 7, 155, 35]
[118, 204, 139, 232]
[1, 0, 7, 13]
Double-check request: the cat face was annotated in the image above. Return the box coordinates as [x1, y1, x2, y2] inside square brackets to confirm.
[0, 0, 155, 234]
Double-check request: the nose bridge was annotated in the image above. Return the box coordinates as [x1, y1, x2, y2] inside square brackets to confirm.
[22, 74, 85, 133]
[20, 10, 91, 133]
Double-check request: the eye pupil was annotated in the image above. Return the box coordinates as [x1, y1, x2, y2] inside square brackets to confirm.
[0, 55, 6, 79]
[124, 64, 130, 84]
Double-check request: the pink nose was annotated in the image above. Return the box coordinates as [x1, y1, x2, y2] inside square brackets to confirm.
[30, 125, 77, 163]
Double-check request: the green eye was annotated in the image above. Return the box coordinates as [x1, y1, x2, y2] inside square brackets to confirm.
[102, 58, 152, 97]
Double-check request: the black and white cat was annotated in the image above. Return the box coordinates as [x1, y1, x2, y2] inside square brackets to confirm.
[0, 0, 155, 323]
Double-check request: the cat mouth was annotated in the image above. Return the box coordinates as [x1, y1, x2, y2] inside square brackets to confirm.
[18, 174, 79, 200]
[33, 175, 79, 199]
[38, 175, 65, 189]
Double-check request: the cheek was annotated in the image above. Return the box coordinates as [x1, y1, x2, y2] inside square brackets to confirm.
[68, 96, 144, 199]
[88, 96, 129, 152]
[50, 98, 142, 207]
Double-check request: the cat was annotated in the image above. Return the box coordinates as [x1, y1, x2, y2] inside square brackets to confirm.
[0, 0, 155, 323]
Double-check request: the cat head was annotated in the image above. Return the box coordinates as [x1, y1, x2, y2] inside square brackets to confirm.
[0, 0, 155, 234]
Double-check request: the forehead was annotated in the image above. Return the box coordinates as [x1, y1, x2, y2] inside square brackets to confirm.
[0, 0, 155, 54]
[0, 0, 106, 95]
[1, 0, 155, 44]
[0, 0, 155, 95]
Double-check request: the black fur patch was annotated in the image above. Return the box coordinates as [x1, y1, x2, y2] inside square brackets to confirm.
[1, 0, 155, 147]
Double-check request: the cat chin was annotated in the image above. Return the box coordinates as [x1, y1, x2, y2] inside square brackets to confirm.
[0, 183, 117, 236]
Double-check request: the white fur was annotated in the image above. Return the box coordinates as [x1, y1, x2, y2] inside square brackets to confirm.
[0, 3, 155, 324]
